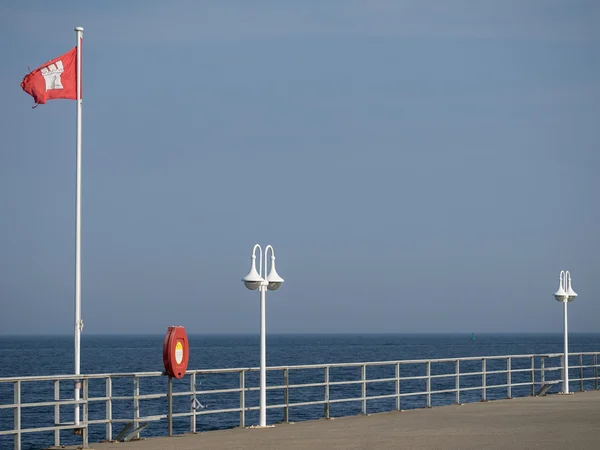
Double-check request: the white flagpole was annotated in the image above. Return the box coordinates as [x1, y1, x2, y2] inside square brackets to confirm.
[74, 25, 84, 427]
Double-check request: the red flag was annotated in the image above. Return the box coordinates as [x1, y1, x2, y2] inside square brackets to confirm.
[21, 46, 78, 105]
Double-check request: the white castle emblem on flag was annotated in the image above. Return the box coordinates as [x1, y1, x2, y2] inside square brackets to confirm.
[40, 60, 64, 90]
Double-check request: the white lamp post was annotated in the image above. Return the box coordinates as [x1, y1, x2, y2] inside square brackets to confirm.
[553, 270, 577, 394]
[242, 244, 284, 427]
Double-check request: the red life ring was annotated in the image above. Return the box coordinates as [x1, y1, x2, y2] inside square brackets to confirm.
[162, 326, 189, 379]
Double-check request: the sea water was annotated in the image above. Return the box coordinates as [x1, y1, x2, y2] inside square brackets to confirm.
[1, 333, 598, 449]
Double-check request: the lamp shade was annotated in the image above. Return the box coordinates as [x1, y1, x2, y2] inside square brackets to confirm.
[554, 282, 568, 302]
[266, 257, 284, 291]
[242, 255, 263, 290]
[566, 280, 577, 302]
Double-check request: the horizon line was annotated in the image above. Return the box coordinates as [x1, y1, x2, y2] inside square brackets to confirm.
[1, 331, 599, 337]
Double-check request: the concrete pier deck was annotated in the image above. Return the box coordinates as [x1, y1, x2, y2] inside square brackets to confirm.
[72, 391, 600, 450]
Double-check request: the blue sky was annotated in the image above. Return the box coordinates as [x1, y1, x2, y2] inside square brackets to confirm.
[0, 0, 598, 335]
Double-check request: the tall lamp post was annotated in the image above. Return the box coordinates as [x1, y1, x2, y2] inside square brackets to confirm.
[553, 270, 577, 394]
[242, 244, 284, 427]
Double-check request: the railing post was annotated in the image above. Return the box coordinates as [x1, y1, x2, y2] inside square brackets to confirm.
[395, 362, 401, 411]
[54, 380, 60, 447]
[133, 376, 140, 440]
[168, 376, 173, 437]
[592, 353, 599, 390]
[106, 377, 112, 442]
[507, 357, 512, 399]
[541, 357, 545, 385]
[14, 380, 21, 450]
[561, 354, 565, 392]
[324, 366, 330, 419]
[481, 359, 486, 401]
[455, 360, 460, 404]
[530, 356, 535, 396]
[82, 378, 89, 448]
[426, 361, 431, 408]
[579, 354, 584, 392]
[361, 364, 367, 415]
[190, 373, 197, 433]
[239, 370, 245, 427]
[282, 369, 288, 423]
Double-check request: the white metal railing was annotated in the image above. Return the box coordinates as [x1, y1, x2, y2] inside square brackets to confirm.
[0, 352, 598, 450]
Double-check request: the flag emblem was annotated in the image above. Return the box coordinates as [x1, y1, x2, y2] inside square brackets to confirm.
[40, 61, 65, 90]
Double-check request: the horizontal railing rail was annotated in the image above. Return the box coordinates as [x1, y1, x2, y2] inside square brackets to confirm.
[1, 352, 598, 450]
